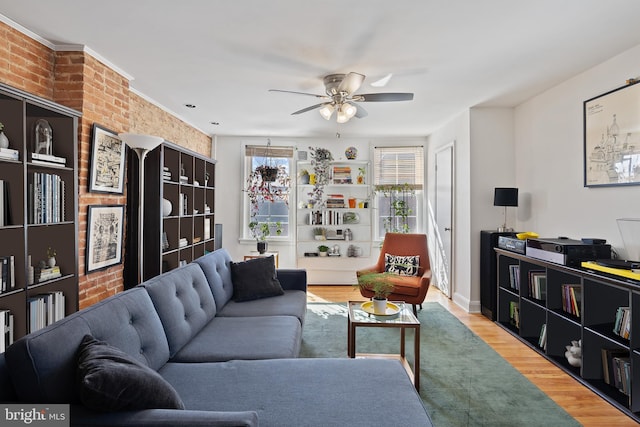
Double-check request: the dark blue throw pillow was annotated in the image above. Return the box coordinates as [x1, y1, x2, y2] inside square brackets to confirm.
[231, 255, 284, 302]
[76, 334, 184, 412]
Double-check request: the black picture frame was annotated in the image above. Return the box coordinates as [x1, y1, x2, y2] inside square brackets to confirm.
[584, 81, 640, 187]
[86, 204, 124, 273]
[89, 124, 126, 193]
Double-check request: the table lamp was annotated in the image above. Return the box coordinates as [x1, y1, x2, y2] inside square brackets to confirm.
[494, 187, 518, 232]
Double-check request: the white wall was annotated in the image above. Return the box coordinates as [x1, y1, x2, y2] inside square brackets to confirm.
[514, 43, 640, 258]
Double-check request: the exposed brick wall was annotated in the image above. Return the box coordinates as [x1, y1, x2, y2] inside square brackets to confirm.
[129, 93, 211, 156]
[0, 22, 54, 99]
[0, 21, 213, 309]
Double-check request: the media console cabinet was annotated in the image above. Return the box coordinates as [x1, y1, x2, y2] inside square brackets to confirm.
[495, 248, 640, 422]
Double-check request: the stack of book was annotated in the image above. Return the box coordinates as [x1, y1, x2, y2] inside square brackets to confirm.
[28, 291, 65, 333]
[601, 348, 631, 395]
[35, 265, 62, 283]
[0, 179, 9, 226]
[31, 152, 66, 168]
[325, 194, 345, 208]
[179, 238, 189, 248]
[0, 255, 15, 292]
[613, 306, 631, 339]
[29, 172, 66, 224]
[561, 284, 582, 318]
[163, 166, 172, 181]
[528, 271, 546, 300]
[332, 166, 352, 184]
[0, 310, 14, 353]
[0, 147, 19, 161]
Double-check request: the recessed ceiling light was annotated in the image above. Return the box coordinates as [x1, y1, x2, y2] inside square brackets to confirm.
[184, 103, 196, 109]
[210, 122, 220, 126]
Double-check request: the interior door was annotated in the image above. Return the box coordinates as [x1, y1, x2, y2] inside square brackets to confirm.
[435, 144, 453, 297]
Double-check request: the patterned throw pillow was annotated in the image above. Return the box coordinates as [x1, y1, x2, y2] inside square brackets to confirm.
[384, 253, 420, 276]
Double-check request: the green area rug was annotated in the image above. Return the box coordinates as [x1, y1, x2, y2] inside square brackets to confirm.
[300, 302, 580, 427]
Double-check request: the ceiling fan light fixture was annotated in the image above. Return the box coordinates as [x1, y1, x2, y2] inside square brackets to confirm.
[341, 102, 357, 119]
[319, 103, 335, 120]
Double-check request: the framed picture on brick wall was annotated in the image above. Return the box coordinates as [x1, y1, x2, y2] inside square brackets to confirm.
[86, 204, 124, 273]
[89, 123, 126, 193]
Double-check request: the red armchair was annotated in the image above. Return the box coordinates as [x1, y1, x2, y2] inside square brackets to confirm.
[356, 233, 432, 315]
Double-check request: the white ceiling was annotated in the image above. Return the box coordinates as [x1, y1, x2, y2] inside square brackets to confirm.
[2, 0, 640, 138]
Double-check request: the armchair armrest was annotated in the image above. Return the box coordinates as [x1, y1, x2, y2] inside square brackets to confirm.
[71, 407, 259, 427]
[276, 269, 307, 292]
[356, 265, 382, 277]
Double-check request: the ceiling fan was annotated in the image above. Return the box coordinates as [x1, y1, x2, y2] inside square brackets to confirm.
[269, 72, 414, 123]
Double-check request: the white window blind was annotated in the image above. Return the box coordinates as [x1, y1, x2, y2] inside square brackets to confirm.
[373, 146, 424, 188]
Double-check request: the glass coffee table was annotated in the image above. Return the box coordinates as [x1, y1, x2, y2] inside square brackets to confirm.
[347, 301, 420, 390]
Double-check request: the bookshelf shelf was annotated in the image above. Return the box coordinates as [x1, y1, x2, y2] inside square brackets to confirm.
[495, 248, 640, 421]
[0, 82, 80, 349]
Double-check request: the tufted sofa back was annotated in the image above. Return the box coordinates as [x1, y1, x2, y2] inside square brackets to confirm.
[141, 262, 217, 357]
[4, 287, 170, 403]
[193, 248, 235, 308]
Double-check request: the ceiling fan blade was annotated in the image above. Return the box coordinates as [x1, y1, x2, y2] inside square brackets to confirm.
[338, 72, 365, 95]
[291, 103, 327, 115]
[370, 73, 393, 87]
[357, 92, 414, 102]
[354, 103, 368, 119]
[269, 89, 326, 98]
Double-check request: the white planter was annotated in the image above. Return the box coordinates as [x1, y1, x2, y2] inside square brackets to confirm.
[373, 298, 387, 315]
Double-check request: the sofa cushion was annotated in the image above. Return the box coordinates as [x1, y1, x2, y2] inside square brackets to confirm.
[141, 263, 217, 358]
[217, 290, 306, 325]
[77, 334, 185, 412]
[194, 249, 235, 308]
[4, 287, 170, 403]
[159, 358, 432, 427]
[171, 316, 301, 362]
[231, 256, 284, 302]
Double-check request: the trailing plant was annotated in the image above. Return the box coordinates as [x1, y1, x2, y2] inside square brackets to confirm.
[374, 183, 415, 233]
[245, 164, 290, 229]
[356, 272, 395, 299]
[308, 146, 333, 207]
[249, 220, 282, 241]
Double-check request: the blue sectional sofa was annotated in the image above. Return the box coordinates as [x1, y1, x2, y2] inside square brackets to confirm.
[0, 249, 432, 426]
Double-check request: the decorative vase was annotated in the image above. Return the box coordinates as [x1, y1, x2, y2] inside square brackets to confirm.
[373, 298, 387, 315]
[301, 173, 310, 185]
[162, 198, 172, 217]
[257, 241, 268, 254]
[48, 257, 56, 268]
[0, 131, 8, 149]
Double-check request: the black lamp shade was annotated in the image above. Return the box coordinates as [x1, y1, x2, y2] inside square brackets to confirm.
[494, 188, 518, 207]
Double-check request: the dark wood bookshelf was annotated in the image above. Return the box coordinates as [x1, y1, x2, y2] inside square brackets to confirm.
[495, 248, 640, 420]
[124, 141, 216, 287]
[0, 82, 80, 346]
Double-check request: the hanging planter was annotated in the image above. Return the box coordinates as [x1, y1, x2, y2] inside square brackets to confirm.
[256, 165, 279, 182]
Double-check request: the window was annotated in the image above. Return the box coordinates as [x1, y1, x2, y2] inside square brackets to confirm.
[243, 144, 293, 240]
[373, 146, 424, 239]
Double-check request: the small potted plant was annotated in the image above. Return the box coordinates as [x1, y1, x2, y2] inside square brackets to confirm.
[47, 247, 57, 268]
[356, 272, 395, 314]
[249, 221, 282, 254]
[317, 245, 329, 257]
[313, 227, 325, 240]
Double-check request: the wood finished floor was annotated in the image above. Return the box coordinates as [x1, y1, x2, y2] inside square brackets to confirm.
[307, 285, 638, 426]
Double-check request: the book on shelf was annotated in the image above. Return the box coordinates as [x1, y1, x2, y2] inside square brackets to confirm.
[31, 152, 66, 166]
[0, 255, 16, 293]
[0, 309, 14, 353]
[538, 323, 547, 350]
[325, 194, 345, 208]
[613, 306, 631, 340]
[204, 219, 211, 240]
[561, 284, 581, 317]
[0, 179, 10, 226]
[528, 270, 546, 300]
[601, 348, 631, 395]
[332, 166, 352, 184]
[28, 291, 65, 333]
[35, 265, 62, 283]
[508, 264, 520, 290]
[509, 301, 520, 328]
[29, 172, 66, 224]
[0, 147, 19, 161]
